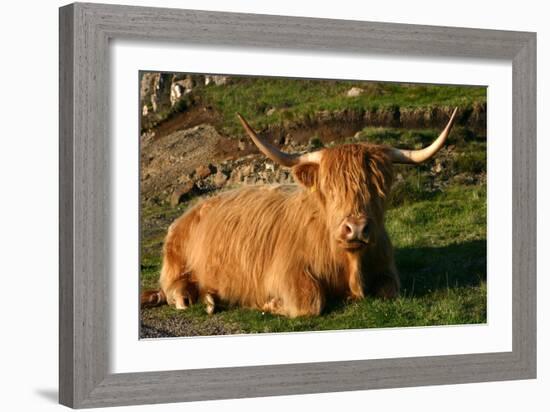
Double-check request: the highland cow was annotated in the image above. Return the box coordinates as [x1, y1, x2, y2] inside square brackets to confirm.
[141, 107, 458, 318]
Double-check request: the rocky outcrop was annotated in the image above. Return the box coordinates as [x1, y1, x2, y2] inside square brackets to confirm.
[140, 73, 172, 116]
[140, 121, 304, 205]
[140, 73, 232, 130]
[140, 124, 224, 204]
[204, 75, 229, 86]
[169, 74, 202, 107]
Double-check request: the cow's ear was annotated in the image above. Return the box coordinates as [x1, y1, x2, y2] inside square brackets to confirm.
[292, 163, 319, 188]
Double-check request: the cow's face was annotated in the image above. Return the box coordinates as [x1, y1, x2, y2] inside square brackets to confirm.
[292, 145, 393, 251]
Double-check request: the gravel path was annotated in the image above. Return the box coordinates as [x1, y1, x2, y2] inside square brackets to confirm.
[140, 309, 244, 338]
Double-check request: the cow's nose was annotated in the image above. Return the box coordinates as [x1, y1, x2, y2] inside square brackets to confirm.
[340, 217, 369, 242]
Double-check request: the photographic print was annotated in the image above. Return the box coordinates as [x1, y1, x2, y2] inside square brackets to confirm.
[139, 73, 487, 338]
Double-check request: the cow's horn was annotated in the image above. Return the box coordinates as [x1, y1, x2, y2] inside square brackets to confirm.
[237, 113, 322, 167]
[387, 107, 459, 164]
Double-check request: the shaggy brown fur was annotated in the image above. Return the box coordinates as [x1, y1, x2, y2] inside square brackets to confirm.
[142, 143, 400, 318]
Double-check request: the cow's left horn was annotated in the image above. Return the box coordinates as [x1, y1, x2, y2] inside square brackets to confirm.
[387, 107, 459, 164]
[237, 113, 322, 167]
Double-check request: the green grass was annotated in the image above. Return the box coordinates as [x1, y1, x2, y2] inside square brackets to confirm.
[194, 79, 485, 135]
[144, 282, 485, 334]
[141, 184, 486, 334]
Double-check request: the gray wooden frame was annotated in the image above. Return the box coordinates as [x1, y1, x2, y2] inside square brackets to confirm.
[59, 2, 536, 408]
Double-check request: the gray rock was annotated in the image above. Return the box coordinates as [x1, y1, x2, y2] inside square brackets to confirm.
[432, 161, 443, 174]
[140, 73, 172, 113]
[213, 171, 229, 188]
[346, 87, 364, 97]
[195, 164, 214, 179]
[238, 138, 247, 151]
[204, 75, 229, 86]
[170, 77, 194, 106]
[170, 181, 195, 207]
[241, 164, 254, 177]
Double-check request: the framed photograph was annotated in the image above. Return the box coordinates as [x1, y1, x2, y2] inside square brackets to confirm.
[59, 2, 536, 408]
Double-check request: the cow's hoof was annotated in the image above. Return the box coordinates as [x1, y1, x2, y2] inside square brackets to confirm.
[262, 297, 283, 314]
[175, 294, 192, 310]
[205, 293, 215, 315]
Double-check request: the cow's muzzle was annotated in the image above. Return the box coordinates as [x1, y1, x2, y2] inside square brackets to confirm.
[338, 216, 369, 250]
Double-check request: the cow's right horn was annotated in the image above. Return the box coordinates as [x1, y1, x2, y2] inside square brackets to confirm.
[237, 113, 322, 167]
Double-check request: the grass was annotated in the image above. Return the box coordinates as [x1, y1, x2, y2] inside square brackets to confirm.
[193, 78, 486, 135]
[140, 184, 486, 335]
[144, 283, 485, 334]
